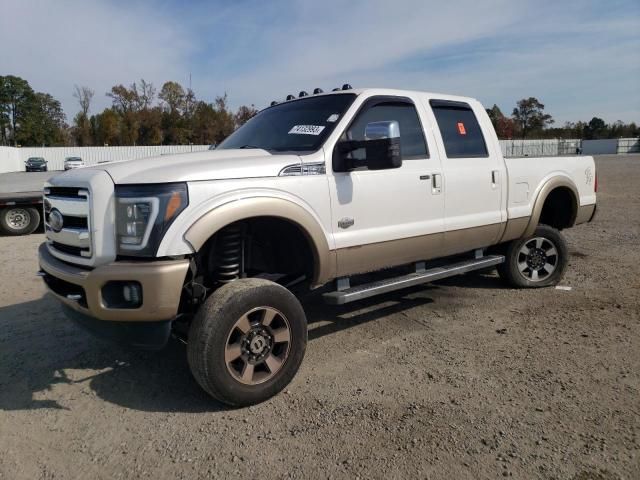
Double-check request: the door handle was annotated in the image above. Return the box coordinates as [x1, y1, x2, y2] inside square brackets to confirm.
[419, 174, 431, 180]
[491, 170, 500, 188]
[432, 173, 442, 194]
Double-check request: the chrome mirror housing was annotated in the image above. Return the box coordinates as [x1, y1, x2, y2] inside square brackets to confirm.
[364, 120, 400, 141]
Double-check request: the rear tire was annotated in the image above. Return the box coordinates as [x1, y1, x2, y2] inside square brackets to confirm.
[497, 224, 568, 288]
[187, 278, 307, 407]
[0, 207, 41, 236]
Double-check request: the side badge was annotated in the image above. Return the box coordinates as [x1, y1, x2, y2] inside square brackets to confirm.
[585, 167, 593, 185]
[338, 217, 354, 229]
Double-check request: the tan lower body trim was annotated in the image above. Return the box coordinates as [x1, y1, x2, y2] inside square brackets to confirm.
[336, 232, 444, 277]
[335, 223, 504, 278]
[39, 243, 189, 322]
[574, 204, 596, 225]
[441, 223, 503, 257]
[500, 216, 530, 243]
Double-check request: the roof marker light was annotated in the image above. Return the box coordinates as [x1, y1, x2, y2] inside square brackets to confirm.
[286, 94, 296, 101]
[270, 100, 278, 106]
[313, 88, 323, 94]
[342, 83, 352, 90]
[298, 91, 308, 97]
[332, 87, 341, 91]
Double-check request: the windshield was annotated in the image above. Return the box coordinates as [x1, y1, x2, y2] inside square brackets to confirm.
[28, 157, 45, 163]
[218, 93, 356, 153]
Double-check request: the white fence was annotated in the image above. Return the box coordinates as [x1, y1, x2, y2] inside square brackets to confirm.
[1, 138, 638, 174]
[0, 145, 210, 174]
[617, 138, 640, 154]
[499, 139, 582, 157]
[499, 138, 639, 157]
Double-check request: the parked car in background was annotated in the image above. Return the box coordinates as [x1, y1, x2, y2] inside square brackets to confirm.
[64, 157, 84, 170]
[25, 157, 48, 172]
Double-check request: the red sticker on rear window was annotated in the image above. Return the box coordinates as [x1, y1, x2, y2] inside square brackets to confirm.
[457, 122, 466, 135]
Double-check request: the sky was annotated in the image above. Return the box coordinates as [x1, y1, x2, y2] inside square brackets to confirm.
[1, 0, 639, 125]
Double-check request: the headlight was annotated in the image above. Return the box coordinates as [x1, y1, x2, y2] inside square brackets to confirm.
[115, 183, 188, 256]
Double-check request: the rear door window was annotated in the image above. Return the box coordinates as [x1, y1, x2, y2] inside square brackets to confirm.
[430, 100, 488, 158]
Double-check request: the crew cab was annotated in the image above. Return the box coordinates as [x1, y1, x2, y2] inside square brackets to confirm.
[38, 87, 597, 406]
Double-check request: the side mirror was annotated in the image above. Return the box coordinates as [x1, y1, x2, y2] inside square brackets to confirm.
[364, 120, 400, 141]
[334, 120, 402, 172]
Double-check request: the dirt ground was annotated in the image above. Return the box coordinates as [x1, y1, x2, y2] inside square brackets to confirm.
[1, 155, 638, 480]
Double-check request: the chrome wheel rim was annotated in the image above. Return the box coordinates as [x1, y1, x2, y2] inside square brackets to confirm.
[517, 236, 558, 282]
[6, 209, 30, 230]
[224, 306, 291, 385]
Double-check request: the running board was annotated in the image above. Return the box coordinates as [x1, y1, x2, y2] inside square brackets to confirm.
[322, 255, 504, 305]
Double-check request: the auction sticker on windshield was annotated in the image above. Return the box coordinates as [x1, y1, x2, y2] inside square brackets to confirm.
[289, 125, 326, 135]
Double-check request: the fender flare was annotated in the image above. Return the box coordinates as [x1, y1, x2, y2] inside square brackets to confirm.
[524, 176, 579, 237]
[184, 197, 335, 287]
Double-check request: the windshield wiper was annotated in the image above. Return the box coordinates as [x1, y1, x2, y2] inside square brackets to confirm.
[238, 144, 263, 149]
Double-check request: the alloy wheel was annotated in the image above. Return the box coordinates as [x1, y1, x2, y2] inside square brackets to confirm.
[517, 236, 559, 282]
[224, 306, 291, 385]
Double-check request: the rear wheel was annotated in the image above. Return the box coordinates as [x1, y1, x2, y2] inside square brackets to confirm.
[0, 207, 41, 236]
[187, 278, 307, 407]
[497, 224, 568, 288]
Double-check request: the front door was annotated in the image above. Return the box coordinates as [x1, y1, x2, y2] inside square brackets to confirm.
[327, 95, 445, 276]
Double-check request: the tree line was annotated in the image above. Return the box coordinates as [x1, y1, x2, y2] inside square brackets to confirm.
[0, 75, 258, 147]
[487, 97, 639, 140]
[1, 75, 638, 147]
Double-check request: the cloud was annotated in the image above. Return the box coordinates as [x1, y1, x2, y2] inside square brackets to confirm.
[0, 0, 193, 119]
[1, 0, 638, 124]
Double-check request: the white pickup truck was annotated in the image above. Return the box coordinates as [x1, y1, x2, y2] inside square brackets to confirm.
[38, 87, 597, 406]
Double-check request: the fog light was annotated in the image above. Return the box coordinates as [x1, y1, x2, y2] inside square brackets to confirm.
[123, 283, 141, 304]
[102, 281, 143, 309]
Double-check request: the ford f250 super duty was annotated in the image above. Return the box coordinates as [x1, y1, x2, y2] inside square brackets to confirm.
[38, 87, 597, 406]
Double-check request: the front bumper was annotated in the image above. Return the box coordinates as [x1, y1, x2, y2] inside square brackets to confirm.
[38, 243, 190, 323]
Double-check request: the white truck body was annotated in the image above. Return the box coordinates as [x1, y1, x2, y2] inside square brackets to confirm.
[45, 89, 596, 270]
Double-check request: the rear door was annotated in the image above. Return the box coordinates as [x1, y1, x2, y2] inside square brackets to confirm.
[426, 99, 504, 254]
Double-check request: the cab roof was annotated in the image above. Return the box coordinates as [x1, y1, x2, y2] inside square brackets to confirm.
[266, 87, 480, 110]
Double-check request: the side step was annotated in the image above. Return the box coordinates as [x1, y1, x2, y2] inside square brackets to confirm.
[322, 254, 504, 305]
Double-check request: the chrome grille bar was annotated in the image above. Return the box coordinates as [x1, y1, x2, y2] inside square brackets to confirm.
[44, 188, 92, 259]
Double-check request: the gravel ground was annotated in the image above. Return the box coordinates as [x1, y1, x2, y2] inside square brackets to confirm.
[1, 155, 638, 480]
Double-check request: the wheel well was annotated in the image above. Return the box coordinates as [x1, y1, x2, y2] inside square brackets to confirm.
[196, 216, 316, 290]
[538, 187, 577, 230]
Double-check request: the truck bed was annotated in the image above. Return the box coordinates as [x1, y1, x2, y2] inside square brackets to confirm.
[0, 172, 53, 204]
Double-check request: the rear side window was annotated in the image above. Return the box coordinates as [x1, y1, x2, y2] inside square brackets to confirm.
[430, 100, 488, 158]
[346, 101, 428, 160]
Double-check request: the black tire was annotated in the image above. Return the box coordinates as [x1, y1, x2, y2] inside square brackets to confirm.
[187, 278, 307, 407]
[0, 207, 41, 236]
[497, 224, 568, 288]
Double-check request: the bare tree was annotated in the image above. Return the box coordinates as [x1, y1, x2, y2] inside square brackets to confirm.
[135, 79, 156, 110]
[73, 85, 94, 117]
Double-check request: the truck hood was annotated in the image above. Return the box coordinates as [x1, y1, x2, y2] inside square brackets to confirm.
[91, 149, 302, 184]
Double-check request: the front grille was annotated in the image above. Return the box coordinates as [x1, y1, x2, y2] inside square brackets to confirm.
[44, 187, 92, 261]
[46, 187, 85, 198]
[61, 215, 88, 229]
